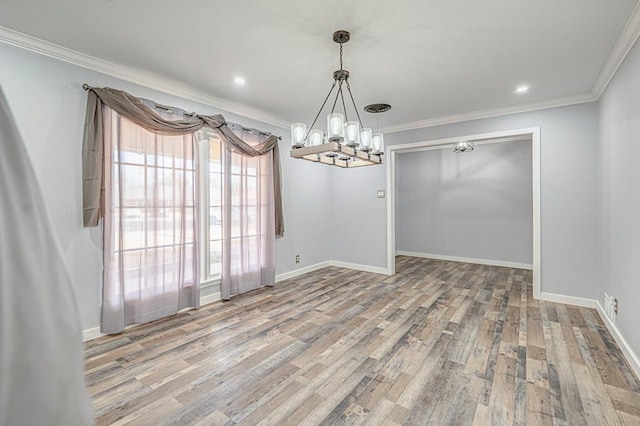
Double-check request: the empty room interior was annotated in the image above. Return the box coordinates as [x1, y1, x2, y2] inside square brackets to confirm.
[1, 1, 640, 425]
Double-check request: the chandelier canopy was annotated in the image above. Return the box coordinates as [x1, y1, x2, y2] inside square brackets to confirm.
[453, 141, 475, 153]
[290, 30, 389, 168]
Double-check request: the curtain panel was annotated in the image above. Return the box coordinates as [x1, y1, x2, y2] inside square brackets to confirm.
[101, 108, 199, 334]
[221, 126, 276, 300]
[82, 86, 284, 237]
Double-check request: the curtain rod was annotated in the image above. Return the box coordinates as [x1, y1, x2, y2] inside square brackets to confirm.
[82, 84, 282, 140]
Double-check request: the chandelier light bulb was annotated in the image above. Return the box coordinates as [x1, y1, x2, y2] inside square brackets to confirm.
[345, 121, 360, 147]
[372, 133, 384, 154]
[308, 129, 323, 146]
[290, 123, 307, 148]
[327, 113, 345, 142]
[360, 128, 372, 151]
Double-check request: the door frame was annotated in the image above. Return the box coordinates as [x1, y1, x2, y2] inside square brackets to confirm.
[385, 127, 541, 299]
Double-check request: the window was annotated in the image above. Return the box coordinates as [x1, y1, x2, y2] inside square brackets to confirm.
[113, 117, 197, 295]
[198, 129, 267, 283]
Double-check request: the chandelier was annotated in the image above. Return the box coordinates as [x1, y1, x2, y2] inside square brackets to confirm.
[290, 30, 389, 168]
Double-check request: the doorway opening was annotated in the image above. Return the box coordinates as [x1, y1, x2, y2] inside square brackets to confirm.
[386, 128, 541, 299]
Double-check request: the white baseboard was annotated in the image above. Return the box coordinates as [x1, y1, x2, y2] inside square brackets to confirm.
[200, 291, 221, 307]
[275, 261, 331, 282]
[83, 290, 223, 342]
[596, 302, 640, 381]
[329, 260, 391, 275]
[395, 251, 534, 270]
[82, 327, 104, 342]
[539, 292, 598, 309]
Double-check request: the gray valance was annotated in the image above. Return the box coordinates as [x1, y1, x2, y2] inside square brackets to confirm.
[82, 86, 284, 237]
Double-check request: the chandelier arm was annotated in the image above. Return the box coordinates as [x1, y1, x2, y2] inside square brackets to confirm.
[305, 80, 338, 140]
[330, 80, 344, 114]
[339, 84, 349, 122]
[345, 80, 364, 128]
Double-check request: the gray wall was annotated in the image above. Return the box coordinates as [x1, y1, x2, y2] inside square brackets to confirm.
[597, 35, 640, 359]
[396, 140, 533, 265]
[0, 43, 334, 331]
[331, 101, 599, 300]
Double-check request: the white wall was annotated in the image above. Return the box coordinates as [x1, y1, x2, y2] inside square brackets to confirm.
[331, 102, 599, 300]
[597, 35, 640, 360]
[396, 139, 533, 266]
[0, 43, 334, 331]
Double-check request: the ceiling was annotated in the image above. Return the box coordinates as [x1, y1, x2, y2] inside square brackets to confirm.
[0, 0, 638, 131]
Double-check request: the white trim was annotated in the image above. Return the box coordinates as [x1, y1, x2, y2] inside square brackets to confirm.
[386, 148, 396, 276]
[539, 292, 597, 309]
[531, 128, 541, 299]
[395, 251, 533, 270]
[82, 327, 104, 342]
[200, 291, 221, 307]
[387, 127, 542, 298]
[592, 2, 640, 99]
[82, 289, 223, 342]
[0, 25, 290, 130]
[275, 261, 332, 282]
[329, 261, 390, 275]
[380, 94, 595, 134]
[596, 302, 640, 381]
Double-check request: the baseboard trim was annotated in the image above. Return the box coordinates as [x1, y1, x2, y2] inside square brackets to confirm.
[275, 261, 332, 282]
[329, 260, 390, 275]
[83, 290, 223, 342]
[200, 291, 221, 307]
[396, 251, 534, 270]
[82, 327, 104, 342]
[596, 302, 640, 381]
[539, 292, 598, 309]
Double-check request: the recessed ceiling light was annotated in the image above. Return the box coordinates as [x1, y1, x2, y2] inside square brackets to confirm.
[516, 85, 529, 94]
[234, 76, 246, 85]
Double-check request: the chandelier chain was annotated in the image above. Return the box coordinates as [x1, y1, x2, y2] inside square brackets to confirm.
[340, 84, 349, 122]
[306, 80, 338, 141]
[339, 43, 343, 70]
[346, 80, 364, 128]
[330, 80, 343, 114]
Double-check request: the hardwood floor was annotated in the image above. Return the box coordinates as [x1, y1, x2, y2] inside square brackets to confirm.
[85, 256, 640, 425]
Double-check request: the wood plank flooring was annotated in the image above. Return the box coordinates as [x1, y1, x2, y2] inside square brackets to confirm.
[85, 256, 640, 425]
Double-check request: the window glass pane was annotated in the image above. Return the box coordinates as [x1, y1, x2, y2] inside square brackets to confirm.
[209, 213, 222, 240]
[209, 173, 222, 206]
[179, 171, 195, 207]
[118, 207, 144, 250]
[209, 137, 222, 173]
[146, 136, 175, 168]
[146, 167, 174, 207]
[122, 250, 143, 291]
[209, 240, 222, 277]
[118, 120, 145, 164]
[146, 207, 173, 248]
[247, 206, 257, 236]
[247, 176, 257, 205]
[120, 164, 145, 207]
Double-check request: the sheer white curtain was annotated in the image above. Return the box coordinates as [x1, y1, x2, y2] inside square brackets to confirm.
[221, 125, 276, 300]
[102, 106, 199, 334]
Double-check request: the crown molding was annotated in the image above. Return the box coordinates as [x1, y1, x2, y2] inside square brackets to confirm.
[380, 92, 597, 134]
[0, 25, 291, 130]
[592, 1, 640, 99]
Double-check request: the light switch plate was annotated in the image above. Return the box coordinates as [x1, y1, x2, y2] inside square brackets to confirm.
[377, 190, 385, 198]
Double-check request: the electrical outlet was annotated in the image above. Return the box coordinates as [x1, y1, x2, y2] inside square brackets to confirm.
[377, 190, 385, 198]
[604, 292, 617, 324]
[295, 254, 300, 264]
